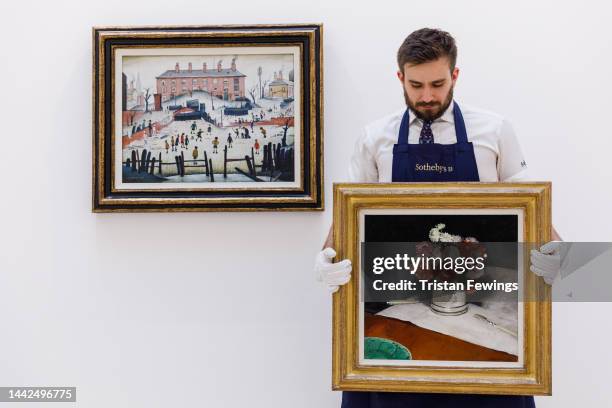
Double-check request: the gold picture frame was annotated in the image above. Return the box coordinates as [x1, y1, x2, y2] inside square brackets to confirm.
[332, 182, 552, 395]
[92, 24, 323, 212]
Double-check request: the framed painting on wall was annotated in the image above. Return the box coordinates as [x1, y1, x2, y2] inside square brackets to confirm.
[332, 182, 552, 395]
[92, 24, 323, 212]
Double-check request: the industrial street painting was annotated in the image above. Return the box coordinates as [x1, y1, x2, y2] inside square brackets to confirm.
[115, 47, 300, 190]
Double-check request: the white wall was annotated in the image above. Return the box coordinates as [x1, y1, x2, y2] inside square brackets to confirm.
[1, 0, 611, 407]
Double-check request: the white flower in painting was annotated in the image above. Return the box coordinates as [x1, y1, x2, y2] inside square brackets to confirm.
[440, 232, 462, 243]
[429, 223, 445, 242]
[429, 223, 461, 243]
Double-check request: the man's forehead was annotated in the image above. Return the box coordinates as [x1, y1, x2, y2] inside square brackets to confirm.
[403, 58, 452, 81]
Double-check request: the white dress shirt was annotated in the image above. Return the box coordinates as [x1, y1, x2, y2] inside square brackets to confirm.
[348, 101, 529, 183]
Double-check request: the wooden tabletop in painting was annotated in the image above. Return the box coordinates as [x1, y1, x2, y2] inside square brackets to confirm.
[365, 313, 518, 362]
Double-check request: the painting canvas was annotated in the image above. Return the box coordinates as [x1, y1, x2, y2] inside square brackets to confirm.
[92, 25, 323, 211]
[117, 48, 299, 188]
[360, 210, 523, 368]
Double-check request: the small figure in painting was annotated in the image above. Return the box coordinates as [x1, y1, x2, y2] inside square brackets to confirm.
[254, 139, 260, 155]
[260, 127, 267, 139]
[227, 133, 233, 148]
[165, 140, 170, 154]
[192, 145, 199, 162]
[212, 136, 219, 154]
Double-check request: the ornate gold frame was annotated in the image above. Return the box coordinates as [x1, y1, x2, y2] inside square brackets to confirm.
[92, 24, 323, 212]
[332, 182, 552, 395]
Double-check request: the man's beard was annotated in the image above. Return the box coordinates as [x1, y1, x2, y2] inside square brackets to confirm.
[404, 86, 454, 121]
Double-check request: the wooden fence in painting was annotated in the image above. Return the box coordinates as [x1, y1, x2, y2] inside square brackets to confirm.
[124, 142, 293, 183]
[222, 142, 291, 182]
[123, 148, 215, 182]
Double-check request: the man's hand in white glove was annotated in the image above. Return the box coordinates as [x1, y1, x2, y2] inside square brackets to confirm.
[315, 248, 352, 293]
[530, 241, 568, 285]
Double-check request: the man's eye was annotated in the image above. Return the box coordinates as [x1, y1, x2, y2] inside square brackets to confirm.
[433, 83, 444, 88]
[411, 83, 422, 88]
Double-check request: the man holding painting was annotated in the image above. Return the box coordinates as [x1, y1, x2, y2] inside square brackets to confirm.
[314, 28, 562, 408]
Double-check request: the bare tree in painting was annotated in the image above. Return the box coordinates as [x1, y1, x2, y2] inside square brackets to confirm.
[262, 79, 269, 98]
[144, 88, 152, 113]
[248, 85, 258, 105]
[282, 118, 291, 147]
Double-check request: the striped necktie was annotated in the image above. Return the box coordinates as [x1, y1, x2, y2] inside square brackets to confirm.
[419, 120, 434, 144]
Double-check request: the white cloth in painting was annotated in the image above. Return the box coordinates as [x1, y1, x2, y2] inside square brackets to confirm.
[377, 300, 519, 356]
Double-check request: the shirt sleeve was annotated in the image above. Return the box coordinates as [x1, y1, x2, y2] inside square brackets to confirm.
[497, 119, 530, 182]
[347, 129, 379, 182]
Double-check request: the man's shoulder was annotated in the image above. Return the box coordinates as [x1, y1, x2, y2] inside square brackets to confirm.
[459, 102, 508, 129]
[363, 108, 405, 139]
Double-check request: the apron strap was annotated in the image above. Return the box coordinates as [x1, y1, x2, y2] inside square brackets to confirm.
[452, 102, 469, 144]
[397, 110, 410, 145]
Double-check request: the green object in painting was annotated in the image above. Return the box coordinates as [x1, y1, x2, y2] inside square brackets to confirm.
[364, 337, 412, 360]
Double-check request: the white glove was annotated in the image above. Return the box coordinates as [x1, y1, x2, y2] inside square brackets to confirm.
[315, 248, 352, 293]
[530, 241, 568, 285]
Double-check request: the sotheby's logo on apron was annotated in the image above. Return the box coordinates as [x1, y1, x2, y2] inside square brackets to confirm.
[415, 163, 454, 173]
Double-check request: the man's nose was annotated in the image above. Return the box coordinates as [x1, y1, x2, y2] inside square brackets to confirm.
[420, 88, 434, 103]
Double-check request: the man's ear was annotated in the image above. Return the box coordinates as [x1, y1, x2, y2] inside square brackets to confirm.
[397, 70, 404, 83]
[451, 67, 460, 83]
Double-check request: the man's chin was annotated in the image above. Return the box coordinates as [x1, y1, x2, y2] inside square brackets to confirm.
[415, 107, 442, 121]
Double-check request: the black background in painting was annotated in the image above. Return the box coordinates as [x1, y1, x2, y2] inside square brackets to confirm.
[364, 214, 518, 243]
[363, 214, 518, 313]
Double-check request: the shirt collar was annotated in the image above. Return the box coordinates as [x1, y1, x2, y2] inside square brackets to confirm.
[408, 100, 455, 125]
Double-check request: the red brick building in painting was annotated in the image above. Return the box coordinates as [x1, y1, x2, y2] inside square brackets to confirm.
[156, 58, 246, 102]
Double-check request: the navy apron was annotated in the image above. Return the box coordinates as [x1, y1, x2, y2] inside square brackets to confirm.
[342, 102, 535, 408]
[391, 102, 479, 182]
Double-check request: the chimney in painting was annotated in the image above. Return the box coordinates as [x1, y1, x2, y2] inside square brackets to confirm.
[217, 60, 222, 72]
[203, 62, 207, 72]
[188, 62, 192, 72]
[175, 63, 180, 73]
[231, 57, 236, 72]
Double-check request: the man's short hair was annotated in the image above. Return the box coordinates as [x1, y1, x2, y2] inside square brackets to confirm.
[397, 28, 457, 73]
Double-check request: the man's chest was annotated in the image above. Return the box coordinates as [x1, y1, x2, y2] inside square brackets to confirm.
[369, 131, 500, 182]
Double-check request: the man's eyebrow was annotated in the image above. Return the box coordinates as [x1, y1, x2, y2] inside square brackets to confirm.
[408, 78, 447, 85]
